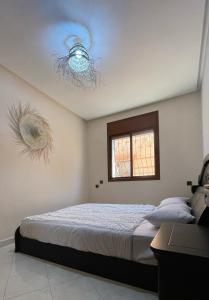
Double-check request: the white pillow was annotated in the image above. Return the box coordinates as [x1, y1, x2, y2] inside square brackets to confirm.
[159, 197, 189, 208]
[144, 204, 195, 228]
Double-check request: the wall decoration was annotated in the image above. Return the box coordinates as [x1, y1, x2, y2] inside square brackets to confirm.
[8, 103, 53, 162]
[55, 36, 97, 88]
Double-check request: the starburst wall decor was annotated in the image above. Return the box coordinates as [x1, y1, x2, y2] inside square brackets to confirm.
[8, 103, 53, 162]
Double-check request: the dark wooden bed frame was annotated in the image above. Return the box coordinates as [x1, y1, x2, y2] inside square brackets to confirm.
[15, 227, 158, 292]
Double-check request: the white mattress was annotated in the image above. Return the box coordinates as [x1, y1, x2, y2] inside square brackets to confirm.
[20, 203, 158, 265]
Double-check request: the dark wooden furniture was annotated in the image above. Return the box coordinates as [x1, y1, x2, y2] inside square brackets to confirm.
[190, 186, 209, 225]
[151, 223, 209, 300]
[15, 227, 158, 292]
[191, 154, 209, 193]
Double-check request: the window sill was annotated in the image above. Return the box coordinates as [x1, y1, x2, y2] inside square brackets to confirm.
[108, 175, 160, 182]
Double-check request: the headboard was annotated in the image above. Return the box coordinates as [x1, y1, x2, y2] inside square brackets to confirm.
[190, 187, 209, 226]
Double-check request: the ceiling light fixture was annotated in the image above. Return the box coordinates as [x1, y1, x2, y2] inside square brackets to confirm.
[55, 37, 97, 88]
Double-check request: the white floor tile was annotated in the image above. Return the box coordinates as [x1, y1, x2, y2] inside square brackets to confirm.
[12, 253, 45, 264]
[46, 263, 81, 285]
[50, 276, 101, 300]
[0, 244, 158, 300]
[0, 261, 12, 298]
[144, 293, 158, 300]
[91, 277, 158, 300]
[11, 256, 47, 277]
[5, 270, 49, 299]
[5, 288, 52, 300]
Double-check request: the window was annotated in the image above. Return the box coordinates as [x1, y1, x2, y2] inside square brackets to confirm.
[112, 135, 131, 178]
[107, 111, 160, 181]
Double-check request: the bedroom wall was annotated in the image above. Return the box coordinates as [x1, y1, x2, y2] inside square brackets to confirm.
[201, 14, 209, 157]
[87, 92, 202, 205]
[0, 65, 88, 241]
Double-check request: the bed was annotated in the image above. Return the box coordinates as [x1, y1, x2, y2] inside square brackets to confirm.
[15, 152, 209, 293]
[16, 194, 205, 292]
[15, 203, 159, 291]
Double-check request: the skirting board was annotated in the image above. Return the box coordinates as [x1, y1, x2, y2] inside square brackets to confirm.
[0, 237, 14, 247]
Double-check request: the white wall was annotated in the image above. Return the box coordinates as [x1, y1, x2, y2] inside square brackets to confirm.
[87, 92, 202, 205]
[201, 12, 209, 157]
[0, 64, 203, 241]
[0, 65, 88, 240]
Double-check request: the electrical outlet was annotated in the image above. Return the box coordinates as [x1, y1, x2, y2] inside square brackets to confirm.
[187, 181, 192, 186]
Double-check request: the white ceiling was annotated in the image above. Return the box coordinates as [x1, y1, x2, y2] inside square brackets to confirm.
[0, 0, 206, 120]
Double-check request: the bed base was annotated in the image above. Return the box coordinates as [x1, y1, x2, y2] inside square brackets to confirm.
[15, 227, 158, 292]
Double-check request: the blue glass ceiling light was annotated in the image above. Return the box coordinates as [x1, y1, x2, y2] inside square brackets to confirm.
[68, 43, 90, 72]
[56, 38, 97, 88]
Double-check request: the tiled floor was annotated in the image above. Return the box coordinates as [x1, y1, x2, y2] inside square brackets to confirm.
[0, 244, 158, 300]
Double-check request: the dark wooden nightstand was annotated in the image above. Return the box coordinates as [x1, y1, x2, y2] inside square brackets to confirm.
[151, 223, 209, 300]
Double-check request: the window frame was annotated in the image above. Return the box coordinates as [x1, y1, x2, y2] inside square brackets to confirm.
[107, 111, 160, 182]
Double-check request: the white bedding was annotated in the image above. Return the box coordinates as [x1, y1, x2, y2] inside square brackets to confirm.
[20, 203, 158, 265]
